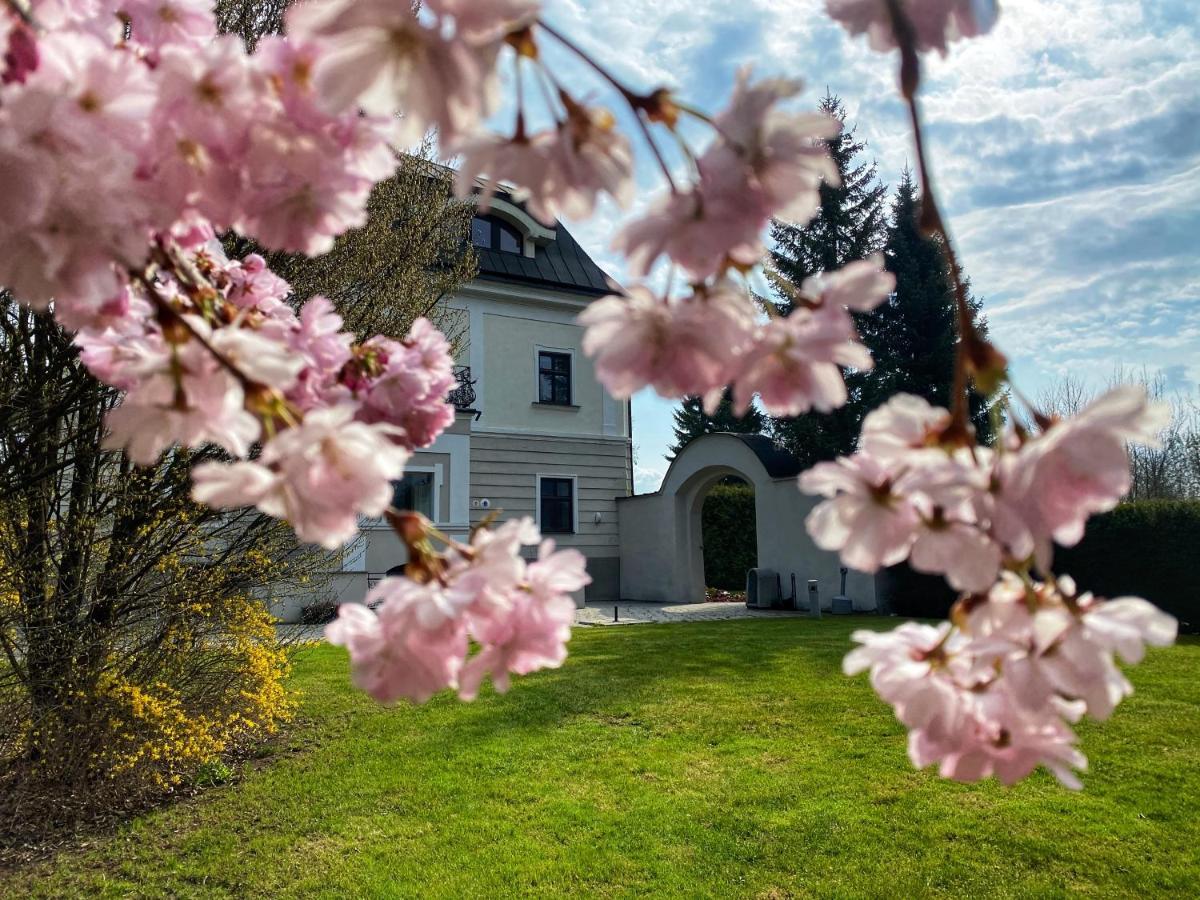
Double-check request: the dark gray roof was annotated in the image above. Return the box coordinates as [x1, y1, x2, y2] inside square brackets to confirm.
[476, 222, 619, 296]
[470, 188, 619, 297]
[726, 434, 805, 478]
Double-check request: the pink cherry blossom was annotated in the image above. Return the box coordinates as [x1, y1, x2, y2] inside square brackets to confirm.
[326, 581, 468, 705]
[287, 0, 497, 145]
[1080, 594, 1178, 665]
[358, 318, 458, 450]
[732, 312, 859, 416]
[290, 295, 354, 380]
[908, 685, 1089, 790]
[613, 185, 765, 281]
[1005, 386, 1170, 548]
[326, 516, 587, 704]
[800, 453, 921, 572]
[849, 572, 1177, 788]
[859, 391, 950, 459]
[826, 0, 1000, 56]
[224, 253, 292, 313]
[457, 536, 588, 700]
[120, 0, 216, 50]
[615, 70, 837, 279]
[801, 254, 896, 312]
[700, 69, 840, 225]
[732, 256, 892, 417]
[155, 37, 255, 158]
[845, 620, 1089, 788]
[102, 333, 261, 465]
[908, 517, 1001, 593]
[804, 386, 1168, 593]
[457, 101, 634, 226]
[235, 123, 375, 255]
[843, 621, 971, 731]
[425, 0, 540, 44]
[193, 405, 410, 549]
[579, 282, 754, 400]
[208, 323, 305, 390]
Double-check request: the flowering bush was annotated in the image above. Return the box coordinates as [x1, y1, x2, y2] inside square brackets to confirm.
[0, 590, 293, 811]
[85, 597, 293, 790]
[0, 0, 1179, 789]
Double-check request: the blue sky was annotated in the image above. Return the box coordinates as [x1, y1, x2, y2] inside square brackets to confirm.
[524, 0, 1200, 493]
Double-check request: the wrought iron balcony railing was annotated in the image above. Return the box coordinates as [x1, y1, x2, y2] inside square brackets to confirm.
[447, 365, 477, 411]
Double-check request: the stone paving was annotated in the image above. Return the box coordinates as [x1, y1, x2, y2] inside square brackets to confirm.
[279, 601, 812, 640]
[576, 600, 809, 626]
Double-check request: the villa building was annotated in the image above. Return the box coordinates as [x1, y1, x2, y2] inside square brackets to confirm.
[292, 197, 632, 620]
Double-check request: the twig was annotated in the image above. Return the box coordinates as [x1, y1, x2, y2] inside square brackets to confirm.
[2, 0, 37, 29]
[536, 18, 679, 193]
[884, 0, 983, 438]
[131, 268, 256, 391]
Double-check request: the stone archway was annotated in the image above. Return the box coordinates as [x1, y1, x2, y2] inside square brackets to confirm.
[617, 433, 877, 610]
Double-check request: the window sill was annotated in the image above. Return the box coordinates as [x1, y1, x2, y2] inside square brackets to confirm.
[531, 402, 580, 411]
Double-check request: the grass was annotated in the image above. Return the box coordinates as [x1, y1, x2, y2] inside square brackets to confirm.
[6, 618, 1200, 898]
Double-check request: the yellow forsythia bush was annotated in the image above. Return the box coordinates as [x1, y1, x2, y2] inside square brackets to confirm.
[26, 595, 295, 793]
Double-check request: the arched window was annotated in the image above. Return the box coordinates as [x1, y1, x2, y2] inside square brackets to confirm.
[470, 214, 522, 254]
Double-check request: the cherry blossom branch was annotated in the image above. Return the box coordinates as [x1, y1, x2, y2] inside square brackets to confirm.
[535, 18, 679, 193]
[883, 0, 1000, 439]
[131, 267, 258, 393]
[2, 0, 37, 29]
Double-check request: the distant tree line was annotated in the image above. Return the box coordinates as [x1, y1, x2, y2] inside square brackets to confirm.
[673, 92, 996, 466]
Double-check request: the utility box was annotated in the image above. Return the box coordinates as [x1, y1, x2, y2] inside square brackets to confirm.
[746, 568, 780, 609]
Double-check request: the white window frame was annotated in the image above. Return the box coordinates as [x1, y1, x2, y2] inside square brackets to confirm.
[533, 345, 576, 407]
[535, 473, 578, 535]
[392, 464, 443, 524]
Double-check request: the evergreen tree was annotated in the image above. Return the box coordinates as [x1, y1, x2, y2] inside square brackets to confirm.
[858, 168, 995, 441]
[766, 92, 888, 466]
[669, 389, 766, 458]
[767, 93, 888, 303]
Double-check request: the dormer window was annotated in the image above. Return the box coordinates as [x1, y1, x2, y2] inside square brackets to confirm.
[471, 214, 522, 254]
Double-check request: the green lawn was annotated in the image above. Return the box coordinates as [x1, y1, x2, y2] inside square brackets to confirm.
[7, 619, 1200, 898]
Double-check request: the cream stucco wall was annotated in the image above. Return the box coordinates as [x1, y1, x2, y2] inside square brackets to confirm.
[618, 434, 877, 610]
[452, 283, 630, 442]
[278, 270, 633, 620]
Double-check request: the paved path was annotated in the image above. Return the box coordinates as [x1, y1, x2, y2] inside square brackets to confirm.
[576, 601, 808, 626]
[280, 602, 810, 639]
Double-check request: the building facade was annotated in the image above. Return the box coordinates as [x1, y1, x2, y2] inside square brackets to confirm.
[284, 197, 632, 620]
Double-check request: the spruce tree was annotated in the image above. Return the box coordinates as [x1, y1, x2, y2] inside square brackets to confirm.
[859, 168, 995, 441]
[766, 92, 888, 466]
[767, 93, 888, 302]
[669, 389, 766, 458]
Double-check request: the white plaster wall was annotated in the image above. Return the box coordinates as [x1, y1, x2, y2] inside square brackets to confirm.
[452, 284, 630, 441]
[618, 434, 876, 610]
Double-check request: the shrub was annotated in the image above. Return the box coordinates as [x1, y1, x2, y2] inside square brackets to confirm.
[300, 598, 340, 625]
[702, 484, 757, 591]
[876, 500, 1200, 632]
[875, 563, 958, 619]
[0, 593, 294, 847]
[1056, 500, 1200, 634]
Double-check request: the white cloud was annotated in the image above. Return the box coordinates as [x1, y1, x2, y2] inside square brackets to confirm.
[540, 0, 1199, 472]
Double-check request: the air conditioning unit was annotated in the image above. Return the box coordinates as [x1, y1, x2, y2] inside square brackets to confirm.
[745, 568, 779, 609]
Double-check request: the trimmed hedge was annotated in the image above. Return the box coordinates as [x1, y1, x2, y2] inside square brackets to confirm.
[1057, 500, 1200, 634]
[877, 500, 1200, 633]
[701, 484, 757, 591]
[876, 563, 957, 620]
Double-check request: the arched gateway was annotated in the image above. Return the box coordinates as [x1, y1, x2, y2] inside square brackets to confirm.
[617, 434, 877, 610]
